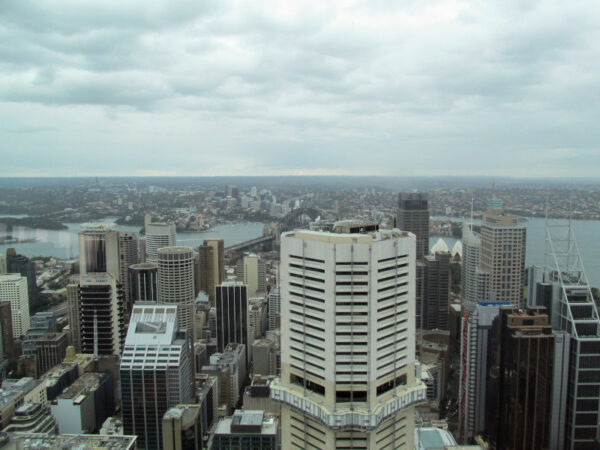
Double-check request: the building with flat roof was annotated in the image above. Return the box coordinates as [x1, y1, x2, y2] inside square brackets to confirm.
[414, 427, 457, 450]
[0, 274, 30, 339]
[211, 409, 278, 450]
[479, 209, 526, 307]
[0, 433, 137, 449]
[145, 216, 176, 264]
[215, 282, 249, 368]
[157, 247, 195, 337]
[50, 371, 115, 435]
[3, 402, 57, 434]
[120, 304, 192, 450]
[273, 224, 427, 449]
[162, 404, 202, 450]
[128, 262, 158, 303]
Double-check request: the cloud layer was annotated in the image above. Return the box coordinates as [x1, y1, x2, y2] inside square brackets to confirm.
[1, 0, 599, 177]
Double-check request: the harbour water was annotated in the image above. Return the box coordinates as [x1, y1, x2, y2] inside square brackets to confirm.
[0, 218, 265, 261]
[1, 215, 599, 287]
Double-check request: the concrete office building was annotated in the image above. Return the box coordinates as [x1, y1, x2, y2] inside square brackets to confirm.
[0, 274, 30, 338]
[145, 215, 177, 264]
[120, 304, 193, 450]
[486, 307, 556, 450]
[157, 247, 195, 336]
[3, 434, 137, 449]
[50, 371, 115, 435]
[211, 410, 278, 450]
[252, 339, 277, 376]
[3, 402, 58, 434]
[163, 404, 203, 450]
[272, 221, 427, 449]
[128, 262, 158, 302]
[209, 343, 247, 411]
[78, 273, 125, 356]
[235, 253, 266, 298]
[268, 285, 280, 331]
[478, 209, 526, 307]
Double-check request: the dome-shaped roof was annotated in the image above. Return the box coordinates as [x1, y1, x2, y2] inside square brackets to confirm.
[431, 238, 449, 254]
[451, 240, 463, 257]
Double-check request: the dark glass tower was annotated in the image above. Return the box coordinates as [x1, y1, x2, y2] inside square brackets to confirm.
[128, 262, 158, 303]
[396, 192, 429, 261]
[6, 250, 37, 312]
[215, 282, 248, 367]
[487, 306, 555, 450]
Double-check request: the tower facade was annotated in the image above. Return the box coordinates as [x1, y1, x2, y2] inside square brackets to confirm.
[235, 253, 266, 298]
[396, 192, 429, 261]
[78, 227, 120, 279]
[197, 239, 225, 301]
[120, 304, 192, 450]
[118, 231, 139, 309]
[6, 252, 37, 311]
[461, 223, 481, 303]
[272, 222, 426, 449]
[215, 282, 248, 367]
[0, 274, 30, 338]
[145, 218, 176, 264]
[528, 265, 600, 449]
[478, 209, 526, 307]
[157, 247, 195, 334]
[78, 273, 124, 356]
[129, 262, 158, 302]
[486, 307, 556, 450]
[457, 300, 510, 442]
[66, 283, 81, 352]
[422, 251, 450, 330]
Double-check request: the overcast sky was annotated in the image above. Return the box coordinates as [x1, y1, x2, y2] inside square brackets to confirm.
[1, 0, 599, 177]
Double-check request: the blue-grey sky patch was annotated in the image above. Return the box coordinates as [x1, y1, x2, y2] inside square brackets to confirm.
[0, 0, 599, 177]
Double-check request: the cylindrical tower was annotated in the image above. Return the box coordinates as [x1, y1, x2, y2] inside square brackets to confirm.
[157, 247, 195, 332]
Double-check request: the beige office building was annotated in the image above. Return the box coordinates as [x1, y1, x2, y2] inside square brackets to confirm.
[272, 221, 427, 449]
[479, 209, 526, 307]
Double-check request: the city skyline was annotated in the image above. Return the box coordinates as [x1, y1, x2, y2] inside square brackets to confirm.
[1, 1, 600, 177]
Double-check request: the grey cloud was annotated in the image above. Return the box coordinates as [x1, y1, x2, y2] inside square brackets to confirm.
[0, 0, 599, 177]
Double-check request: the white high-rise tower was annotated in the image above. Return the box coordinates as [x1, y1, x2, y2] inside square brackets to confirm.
[145, 215, 176, 264]
[271, 220, 426, 449]
[0, 274, 30, 338]
[157, 247, 195, 334]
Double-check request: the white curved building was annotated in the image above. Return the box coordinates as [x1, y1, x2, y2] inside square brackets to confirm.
[451, 240, 463, 258]
[430, 238, 449, 255]
[273, 222, 427, 449]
